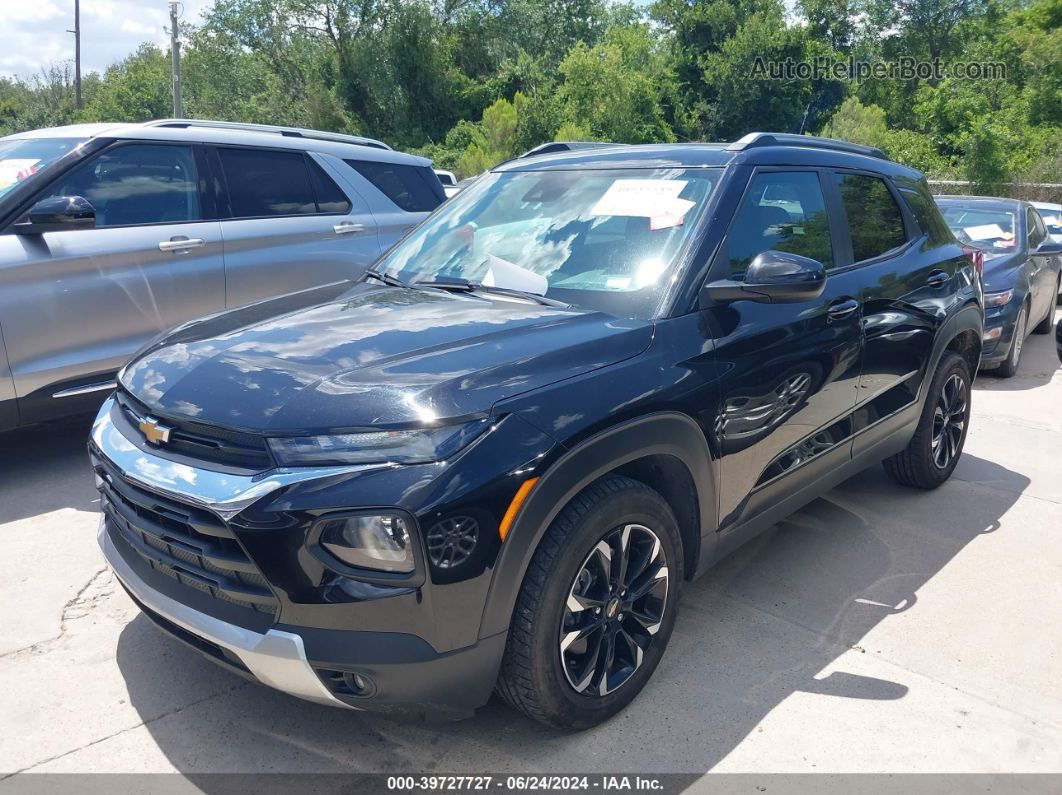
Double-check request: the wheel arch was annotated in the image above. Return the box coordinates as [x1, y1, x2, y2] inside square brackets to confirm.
[477, 411, 717, 640]
[924, 302, 983, 398]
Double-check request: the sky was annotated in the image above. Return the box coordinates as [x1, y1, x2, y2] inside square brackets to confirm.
[0, 0, 212, 80]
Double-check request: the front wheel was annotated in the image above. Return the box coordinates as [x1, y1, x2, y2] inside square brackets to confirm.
[884, 351, 971, 489]
[496, 476, 682, 729]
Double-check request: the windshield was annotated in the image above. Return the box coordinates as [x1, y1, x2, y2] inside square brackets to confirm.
[0, 137, 86, 199]
[939, 206, 1017, 259]
[376, 167, 719, 317]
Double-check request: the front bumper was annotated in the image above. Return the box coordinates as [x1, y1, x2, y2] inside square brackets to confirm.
[100, 514, 508, 716]
[90, 395, 543, 716]
[99, 516, 346, 707]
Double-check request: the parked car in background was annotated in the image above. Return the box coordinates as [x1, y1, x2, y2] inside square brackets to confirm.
[434, 169, 461, 198]
[1032, 203, 1062, 300]
[935, 196, 1062, 377]
[0, 119, 445, 431]
[1032, 201, 1062, 245]
[92, 133, 983, 729]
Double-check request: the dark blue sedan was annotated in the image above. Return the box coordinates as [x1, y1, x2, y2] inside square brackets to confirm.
[935, 196, 1062, 377]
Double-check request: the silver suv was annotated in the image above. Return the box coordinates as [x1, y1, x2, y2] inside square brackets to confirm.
[0, 119, 444, 431]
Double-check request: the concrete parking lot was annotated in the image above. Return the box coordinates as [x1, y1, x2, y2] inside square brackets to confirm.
[1, 309, 1060, 778]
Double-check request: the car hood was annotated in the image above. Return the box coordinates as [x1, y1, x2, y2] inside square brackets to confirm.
[119, 283, 652, 434]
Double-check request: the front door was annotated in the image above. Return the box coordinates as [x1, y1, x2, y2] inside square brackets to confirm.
[705, 168, 864, 530]
[212, 147, 380, 308]
[0, 142, 224, 420]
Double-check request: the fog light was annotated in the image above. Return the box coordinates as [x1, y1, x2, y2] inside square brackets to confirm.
[319, 513, 414, 573]
[983, 326, 1002, 342]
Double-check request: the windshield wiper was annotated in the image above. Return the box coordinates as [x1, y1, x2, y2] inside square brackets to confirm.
[364, 269, 408, 288]
[413, 277, 570, 308]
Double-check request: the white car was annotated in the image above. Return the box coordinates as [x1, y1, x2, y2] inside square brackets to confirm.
[434, 169, 461, 198]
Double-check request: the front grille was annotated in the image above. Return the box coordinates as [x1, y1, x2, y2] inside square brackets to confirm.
[94, 455, 278, 616]
[115, 389, 272, 470]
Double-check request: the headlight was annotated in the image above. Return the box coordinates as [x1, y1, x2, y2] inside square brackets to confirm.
[319, 513, 414, 573]
[267, 419, 488, 466]
[984, 289, 1014, 308]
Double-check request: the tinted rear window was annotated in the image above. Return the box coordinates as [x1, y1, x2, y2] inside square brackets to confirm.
[219, 148, 317, 218]
[308, 159, 352, 213]
[835, 173, 908, 262]
[345, 160, 444, 212]
[893, 175, 954, 246]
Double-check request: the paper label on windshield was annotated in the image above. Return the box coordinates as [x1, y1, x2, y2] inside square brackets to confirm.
[591, 179, 689, 218]
[963, 223, 1007, 241]
[0, 158, 40, 190]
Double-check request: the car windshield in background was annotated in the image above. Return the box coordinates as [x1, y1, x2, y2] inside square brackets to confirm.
[376, 167, 719, 317]
[0, 137, 86, 199]
[940, 207, 1018, 259]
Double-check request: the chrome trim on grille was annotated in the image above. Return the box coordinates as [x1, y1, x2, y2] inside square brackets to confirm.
[100, 517, 354, 709]
[91, 396, 384, 521]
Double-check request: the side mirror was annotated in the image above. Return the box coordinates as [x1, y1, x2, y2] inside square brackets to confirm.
[13, 196, 96, 235]
[701, 250, 827, 305]
[1035, 240, 1062, 255]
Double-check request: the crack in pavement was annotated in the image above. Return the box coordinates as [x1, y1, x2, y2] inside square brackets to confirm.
[1, 566, 111, 660]
[1, 679, 252, 778]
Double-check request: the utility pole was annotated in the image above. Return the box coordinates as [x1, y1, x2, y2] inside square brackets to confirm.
[169, 1, 182, 118]
[68, 0, 82, 109]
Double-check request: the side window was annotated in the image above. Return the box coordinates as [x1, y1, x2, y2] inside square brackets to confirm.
[308, 159, 352, 214]
[893, 175, 954, 246]
[218, 148, 316, 218]
[835, 173, 907, 262]
[344, 160, 444, 213]
[728, 171, 833, 274]
[44, 144, 200, 227]
[1028, 208, 1045, 248]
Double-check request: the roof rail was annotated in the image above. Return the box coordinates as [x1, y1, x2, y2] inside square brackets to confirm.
[518, 141, 627, 159]
[726, 132, 887, 160]
[143, 119, 391, 151]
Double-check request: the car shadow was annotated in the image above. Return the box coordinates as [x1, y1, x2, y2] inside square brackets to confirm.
[0, 414, 98, 524]
[976, 307, 1060, 391]
[115, 454, 1028, 776]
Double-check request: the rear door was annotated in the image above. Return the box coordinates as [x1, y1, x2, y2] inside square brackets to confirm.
[836, 171, 954, 457]
[213, 146, 379, 308]
[708, 168, 864, 529]
[0, 141, 225, 419]
[1026, 206, 1056, 322]
[340, 158, 444, 252]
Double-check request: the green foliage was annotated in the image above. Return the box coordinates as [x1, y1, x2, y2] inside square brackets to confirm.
[0, 0, 1058, 186]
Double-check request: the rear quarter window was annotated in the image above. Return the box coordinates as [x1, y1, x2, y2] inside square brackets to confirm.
[344, 159, 444, 212]
[892, 175, 954, 247]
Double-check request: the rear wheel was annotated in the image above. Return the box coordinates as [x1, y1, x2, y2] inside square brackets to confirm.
[496, 476, 682, 729]
[884, 351, 971, 489]
[995, 303, 1028, 378]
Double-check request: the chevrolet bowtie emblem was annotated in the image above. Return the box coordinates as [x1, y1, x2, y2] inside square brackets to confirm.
[138, 416, 173, 445]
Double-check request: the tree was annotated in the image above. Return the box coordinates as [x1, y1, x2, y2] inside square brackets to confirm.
[555, 25, 676, 143]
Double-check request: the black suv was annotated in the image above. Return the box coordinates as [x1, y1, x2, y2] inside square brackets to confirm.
[91, 133, 983, 729]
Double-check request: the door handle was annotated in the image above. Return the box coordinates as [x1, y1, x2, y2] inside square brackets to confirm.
[827, 298, 860, 320]
[333, 222, 365, 235]
[158, 237, 204, 252]
[926, 270, 949, 288]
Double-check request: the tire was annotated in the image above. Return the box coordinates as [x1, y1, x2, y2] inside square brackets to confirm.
[1033, 277, 1059, 333]
[496, 476, 683, 729]
[884, 351, 971, 489]
[995, 303, 1028, 378]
